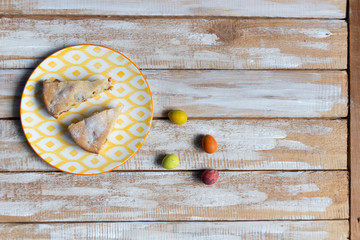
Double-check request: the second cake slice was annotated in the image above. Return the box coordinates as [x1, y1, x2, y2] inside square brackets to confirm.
[68, 106, 123, 154]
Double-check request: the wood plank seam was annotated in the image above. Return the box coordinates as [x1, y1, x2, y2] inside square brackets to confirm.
[0, 15, 348, 20]
[0, 219, 351, 223]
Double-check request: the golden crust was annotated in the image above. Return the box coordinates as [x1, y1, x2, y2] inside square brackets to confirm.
[42, 78, 112, 118]
[68, 106, 123, 154]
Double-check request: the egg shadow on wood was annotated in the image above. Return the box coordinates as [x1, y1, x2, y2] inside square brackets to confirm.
[155, 153, 167, 167]
[193, 134, 205, 151]
[161, 109, 171, 118]
[191, 170, 205, 183]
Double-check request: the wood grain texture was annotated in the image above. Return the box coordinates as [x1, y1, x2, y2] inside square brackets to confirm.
[0, 69, 348, 118]
[149, 70, 348, 118]
[350, 0, 360, 239]
[0, 221, 349, 240]
[0, 119, 347, 171]
[0, 171, 349, 222]
[0, 0, 347, 18]
[0, 18, 347, 69]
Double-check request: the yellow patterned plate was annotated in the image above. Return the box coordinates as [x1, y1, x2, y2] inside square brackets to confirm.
[20, 45, 153, 175]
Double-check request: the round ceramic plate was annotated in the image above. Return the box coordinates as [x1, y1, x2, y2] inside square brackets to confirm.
[20, 45, 153, 175]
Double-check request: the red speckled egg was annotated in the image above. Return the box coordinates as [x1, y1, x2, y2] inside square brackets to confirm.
[201, 169, 219, 185]
[202, 135, 217, 154]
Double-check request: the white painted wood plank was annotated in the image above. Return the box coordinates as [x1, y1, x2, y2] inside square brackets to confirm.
[0, 69, 29, 118]
[0, 18, 347, 69]
[0, 221, 349, 240]
[0, 171, 349, 222]
[0, 0, 346, 18]
[0, 69, 348, 118]
[0, 119, 347, 171]
[148, 70, 348, 118]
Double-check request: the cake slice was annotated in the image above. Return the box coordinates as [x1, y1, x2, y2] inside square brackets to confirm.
[43, 78, 112, 118]
[68, 106, 123, 154]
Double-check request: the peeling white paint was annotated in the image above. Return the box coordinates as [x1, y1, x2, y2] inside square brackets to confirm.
[170, 38, 181, 45]
[299, 42, 330, 50]
[187, 33, 219, 45]
[286, 122, 333, 135]
[175, 188, 268, 207]
[106, 196, 159, 208]
[152, 70, 346, 117]
[0, 174, 42, 183]
[259, 197, 333, 212]
[298, 28, 332, 39]
[283, 184, 320, 196]
[263, 162, 322, 170]
[246, 47, 333, 68]
[276, 140, 314, 151]
[41, 187, 111, 196]
[0, 200, 67, 217]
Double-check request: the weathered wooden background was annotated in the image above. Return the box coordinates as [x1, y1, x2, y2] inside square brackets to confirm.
[0, 0, 352, 239]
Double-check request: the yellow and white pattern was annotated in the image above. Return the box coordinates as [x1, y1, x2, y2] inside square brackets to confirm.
[20, 45, 153, 175]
